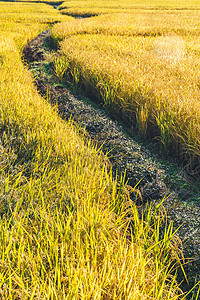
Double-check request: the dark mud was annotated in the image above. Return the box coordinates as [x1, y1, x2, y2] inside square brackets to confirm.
[23, 31, 200, 296]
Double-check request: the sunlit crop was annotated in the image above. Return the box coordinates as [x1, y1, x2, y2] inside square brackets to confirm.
[0, 2, 67, 49]
[0, 29, 184, 300]
[59, 0, 200, 17]
[51, 11, 200, 167]
[0, 1, 195, 298]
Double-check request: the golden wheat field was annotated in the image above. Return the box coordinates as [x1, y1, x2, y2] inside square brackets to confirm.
[0, 1, 193, 299]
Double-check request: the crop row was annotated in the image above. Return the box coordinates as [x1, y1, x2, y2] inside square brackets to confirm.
[51, 12, 200, 169]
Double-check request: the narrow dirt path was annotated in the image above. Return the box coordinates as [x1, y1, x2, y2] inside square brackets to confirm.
[23, 30, 200, 295]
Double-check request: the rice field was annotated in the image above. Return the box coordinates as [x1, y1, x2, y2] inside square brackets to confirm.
[51, 9, 200, 168]
[59, 0, 200, 17]
[0, 2, 67, 49]
[0, 1, 190, 299]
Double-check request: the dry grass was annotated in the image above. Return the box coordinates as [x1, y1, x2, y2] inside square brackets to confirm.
[51, 11, 200, 167]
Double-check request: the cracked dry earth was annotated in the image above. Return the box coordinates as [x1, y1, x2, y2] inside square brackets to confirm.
[23, 31, 200, 295]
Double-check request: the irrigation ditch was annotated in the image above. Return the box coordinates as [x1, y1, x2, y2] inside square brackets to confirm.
[22, 29, 200, 296]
